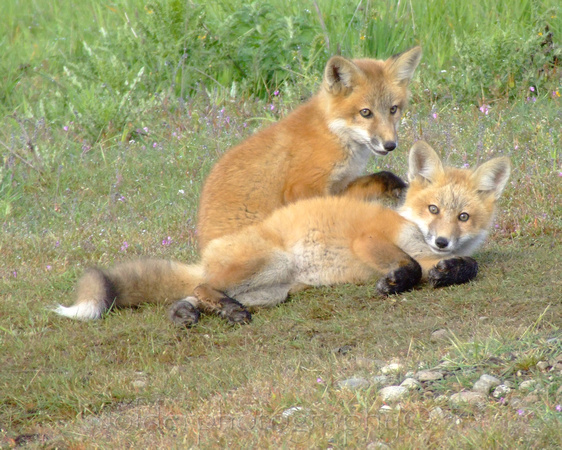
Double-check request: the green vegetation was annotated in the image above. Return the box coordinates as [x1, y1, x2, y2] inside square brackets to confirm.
[1, 0, 561, 447]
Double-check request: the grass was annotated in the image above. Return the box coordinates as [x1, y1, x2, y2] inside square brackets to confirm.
[1, 0, 562, 447]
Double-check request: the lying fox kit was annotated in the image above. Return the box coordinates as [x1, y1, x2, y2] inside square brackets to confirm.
[55, 141, 510, 325]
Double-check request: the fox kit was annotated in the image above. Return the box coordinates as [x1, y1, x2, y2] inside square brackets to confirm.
[196, 46, 422, 249]
[55, 141, 510, 325]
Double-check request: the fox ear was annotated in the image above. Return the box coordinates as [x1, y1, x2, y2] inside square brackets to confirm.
[408, 140, 443, 182]
[472, 157, 511, 199]
[324, 56, 362, 95]
[387, 46, 422, 86]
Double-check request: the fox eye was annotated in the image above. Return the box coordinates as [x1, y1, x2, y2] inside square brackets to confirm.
[390, 105, 398, 115]
[428, 205, 439, 215]
[359, 108, 373, 118]
[458, 212, 470, 222]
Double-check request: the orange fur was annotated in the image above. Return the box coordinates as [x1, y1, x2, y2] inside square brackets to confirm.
[55, 141, 510, 325]
[197, 47, 422, 249]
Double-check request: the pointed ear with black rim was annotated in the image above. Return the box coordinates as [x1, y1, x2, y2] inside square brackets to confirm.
[472, 157, 511, 199]
[323, 56, 362, 95]
[387, 46, 422, 86]
[408, 140, 444, 182]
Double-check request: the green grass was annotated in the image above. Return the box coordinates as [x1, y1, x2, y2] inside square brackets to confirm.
[1, 0, 562, 447]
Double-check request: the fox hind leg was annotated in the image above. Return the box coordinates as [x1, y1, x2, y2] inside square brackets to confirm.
[194, 284, 252, 324]
[169, 297, 201, 327]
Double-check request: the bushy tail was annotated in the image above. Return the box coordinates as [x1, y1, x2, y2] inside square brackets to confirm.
[54, 259, 204, 320]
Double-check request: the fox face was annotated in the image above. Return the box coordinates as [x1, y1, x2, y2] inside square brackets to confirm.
[400, 141, 511, 257]
[323, 47, 422, 157]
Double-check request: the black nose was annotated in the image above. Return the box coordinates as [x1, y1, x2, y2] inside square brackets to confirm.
[435, 237, 449, 249]
[383, 141, 397, 151]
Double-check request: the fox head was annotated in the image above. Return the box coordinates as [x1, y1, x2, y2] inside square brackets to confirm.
[322, 46, 422, 156]
[400, 141, 511, 256]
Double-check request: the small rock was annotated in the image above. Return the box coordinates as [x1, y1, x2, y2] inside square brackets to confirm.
[473, 379, 493, 395]
[381, 363, 403, 374]
[405, 371, 415, 378]
[492, 384, 511, 398]
[431, 329, 450, 342]
[523, 393, 540, 405]
[132, 379, 147, 389]
[503, 380, 515, 389]
[449, 391, 487, 409]
[333, 345, 352, 355]
[536, 361, 550, 371]
[429, 406, 445, 421]
[371, 375, 390, 387]
[510, 397, 524, 410]
[519, 380, 537, 392]
[379, 386, 409, 402]
[282, 406, 303, 418]
[367, 441, 391, 450]
[355, 356, 375, 368]
[415, 370, 444, 382]
[400, 378, 422, 390]
[435, 395, 449, 403]
[479, 374, 501, 387]
[338, 377, 369, 390]
[379, 405, 393, 413]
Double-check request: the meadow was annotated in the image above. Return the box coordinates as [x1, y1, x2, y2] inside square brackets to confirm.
[1, 0, 561, 447]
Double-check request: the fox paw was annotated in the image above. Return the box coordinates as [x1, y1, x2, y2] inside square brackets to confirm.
[376, 260, 422, 296]
[169, 299, 200, 327]
[374, 171, 408, 199]
[428, 257, 478, 288]
[219, 297, 252, 324]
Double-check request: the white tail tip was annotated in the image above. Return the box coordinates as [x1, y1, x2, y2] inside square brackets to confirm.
[53, 301, 104, 320]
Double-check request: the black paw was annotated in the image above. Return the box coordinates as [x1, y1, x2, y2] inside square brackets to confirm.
[376, 259, 422, 296]
[218, 296, 252, 324]
[169, 300, 200, 327]
[374, 171, 408, 199]
[428, 257, 478, 288]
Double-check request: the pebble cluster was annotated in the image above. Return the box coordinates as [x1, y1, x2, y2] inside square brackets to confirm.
[334, 352, 562, 415]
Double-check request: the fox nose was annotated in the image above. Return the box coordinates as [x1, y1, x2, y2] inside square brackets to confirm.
[383, 141, 397, 151]
[435, 237, 449, 249]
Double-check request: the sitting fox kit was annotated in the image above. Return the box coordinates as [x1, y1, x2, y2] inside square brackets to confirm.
[55, 141, 511, 325]
[196, 46, 422, 249]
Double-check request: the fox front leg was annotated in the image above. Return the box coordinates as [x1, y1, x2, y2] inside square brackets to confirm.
[343, 171, 408, 201]
[376, 257, 422, 296]
[427, 257, 479, 288]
